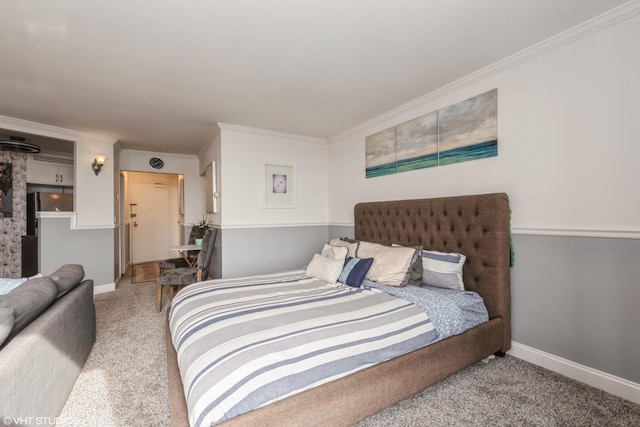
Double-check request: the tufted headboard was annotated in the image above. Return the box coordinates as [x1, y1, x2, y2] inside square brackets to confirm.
[354, 192, 511, 351]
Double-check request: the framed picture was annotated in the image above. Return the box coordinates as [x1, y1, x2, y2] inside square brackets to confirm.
[178, 176, 185, 215]
[205, 161, 218, 214]
[261, 162, 296, 208]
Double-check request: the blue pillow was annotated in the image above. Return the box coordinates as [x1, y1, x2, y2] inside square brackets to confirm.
[338, 257, 374, 287]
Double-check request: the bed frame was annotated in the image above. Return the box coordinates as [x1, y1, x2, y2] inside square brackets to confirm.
[167, 192, 511, 426]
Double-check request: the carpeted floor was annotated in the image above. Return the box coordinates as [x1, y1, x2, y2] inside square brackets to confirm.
[131, 261, 160, 283]
[60, 271, 640, 426]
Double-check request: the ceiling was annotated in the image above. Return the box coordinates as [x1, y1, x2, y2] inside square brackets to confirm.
[0, 0, 630, 155]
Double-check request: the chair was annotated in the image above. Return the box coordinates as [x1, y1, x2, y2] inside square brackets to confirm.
[155, 227, 218, 312]
[159, 225, 198, 273]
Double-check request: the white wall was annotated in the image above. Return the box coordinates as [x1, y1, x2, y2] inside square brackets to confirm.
[326, 7, 640, 391]
[328, 12, 640, 236]
[217, 124, 328, 227]
[74, 136, 115, 227]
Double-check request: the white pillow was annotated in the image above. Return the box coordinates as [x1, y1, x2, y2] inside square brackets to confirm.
[421, 250, 466, 290]
[0, 278, 28, 295]
[356, 241, 418, 287]
[321, 244, 348, 261]
[305, 253, 344, 284]
[328, 238, 358, 257]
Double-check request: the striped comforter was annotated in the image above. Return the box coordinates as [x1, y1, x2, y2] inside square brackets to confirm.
[169, 270, 438, 427]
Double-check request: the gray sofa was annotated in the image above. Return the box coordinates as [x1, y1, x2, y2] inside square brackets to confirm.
[0, 265, 96, 422]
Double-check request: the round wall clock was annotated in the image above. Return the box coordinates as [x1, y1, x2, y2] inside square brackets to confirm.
[149, 157, 164, 170]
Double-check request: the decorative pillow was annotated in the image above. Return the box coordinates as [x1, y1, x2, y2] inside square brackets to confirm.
[328, 238, 359, 257]
[392, 244, 423, 286]
[305, 254, 344, 284]
[50, 264, 85, 297]
[0, 307, 14, 346]
[0, 278, 28, 295]
[338, 257, 374, 287]
[0, 276, 57, 341]
[321, 244, 348, 262]
[356, 241, 419, 287]
[421, 250, 466, 290]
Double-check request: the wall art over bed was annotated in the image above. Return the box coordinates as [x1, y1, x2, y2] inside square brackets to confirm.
[366, 89, 497, 178]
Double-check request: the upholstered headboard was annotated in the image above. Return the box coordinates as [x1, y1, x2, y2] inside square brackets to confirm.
[354, 192, 511, 351]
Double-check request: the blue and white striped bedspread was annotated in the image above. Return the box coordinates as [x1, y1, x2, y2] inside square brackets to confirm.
[169, 270, 438, 427]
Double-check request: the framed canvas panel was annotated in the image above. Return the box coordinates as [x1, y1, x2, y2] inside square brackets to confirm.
[437, 89, 498, 166]
[365, 127, 396, 178]
[395, 111, 439, 173]
[261, 162, 296, 208]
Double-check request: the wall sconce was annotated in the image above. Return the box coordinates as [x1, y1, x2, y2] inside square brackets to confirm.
[92, 155, 106, 175]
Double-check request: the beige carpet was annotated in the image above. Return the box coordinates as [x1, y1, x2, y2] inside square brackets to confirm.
[131, 261, 160, 283]
[60, 267, 171, 426]
[60, 270, 640, 426]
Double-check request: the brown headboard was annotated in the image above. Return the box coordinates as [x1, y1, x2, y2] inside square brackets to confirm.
[354, 192, 511, 351]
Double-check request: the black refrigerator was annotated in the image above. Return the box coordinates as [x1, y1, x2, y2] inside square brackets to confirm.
[22, 192, 74, 276]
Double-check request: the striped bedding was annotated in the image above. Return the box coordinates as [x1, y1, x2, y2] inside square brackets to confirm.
[169, 270, 438, 427]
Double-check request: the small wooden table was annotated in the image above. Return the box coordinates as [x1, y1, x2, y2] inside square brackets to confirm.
[170, 244, 202, 268]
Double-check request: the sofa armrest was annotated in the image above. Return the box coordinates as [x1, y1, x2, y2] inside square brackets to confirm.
[0, 279, 96, 418]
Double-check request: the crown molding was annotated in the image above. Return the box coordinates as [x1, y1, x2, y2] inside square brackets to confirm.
[217, 122, 327, 145]
[329, 0, 640, 143]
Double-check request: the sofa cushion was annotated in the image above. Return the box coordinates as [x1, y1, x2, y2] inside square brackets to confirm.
[0, 307, 14, 346]
[50, 264, 85, 297]
[0, 276, 57, 342]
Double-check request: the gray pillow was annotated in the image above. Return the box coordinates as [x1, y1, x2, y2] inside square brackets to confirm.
[0, 277, 57, 341]
[50, 264, 85, 297]
[0, 307, 14, 346]
[392, 244, 423, 286]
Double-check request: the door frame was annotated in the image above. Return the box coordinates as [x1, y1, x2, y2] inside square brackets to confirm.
[120, 171, 183, 272]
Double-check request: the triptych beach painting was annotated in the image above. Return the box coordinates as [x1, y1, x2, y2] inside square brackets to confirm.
[366, 89, 497, 178]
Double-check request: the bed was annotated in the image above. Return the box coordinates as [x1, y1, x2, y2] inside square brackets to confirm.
[166, 192, 511, 427]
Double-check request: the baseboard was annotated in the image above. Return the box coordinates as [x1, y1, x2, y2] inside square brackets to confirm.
[94, 282, 115, 295]
[509, 341, 640, 404]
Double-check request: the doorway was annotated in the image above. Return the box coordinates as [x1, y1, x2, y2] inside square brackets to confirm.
[121, 171, 183, 273]
[130, 182, 170, 263]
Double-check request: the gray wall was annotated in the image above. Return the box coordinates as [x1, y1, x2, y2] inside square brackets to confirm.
[39, 217, 114, 287]
[328, 225, 355, 240]
[326, 224, 640, 384]
[511, 234, 640, 384]
[221, 225, 330, 278]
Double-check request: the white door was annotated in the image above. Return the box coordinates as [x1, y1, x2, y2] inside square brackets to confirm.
[131, 182, 171, 264]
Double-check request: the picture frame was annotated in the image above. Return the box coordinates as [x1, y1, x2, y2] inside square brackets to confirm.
[261, 162, 296, 209]
[205, 161, 218, 214]
[179, 176, 184, 215]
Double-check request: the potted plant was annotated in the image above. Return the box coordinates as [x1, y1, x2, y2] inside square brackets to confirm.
[194, 214, 211, 247]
